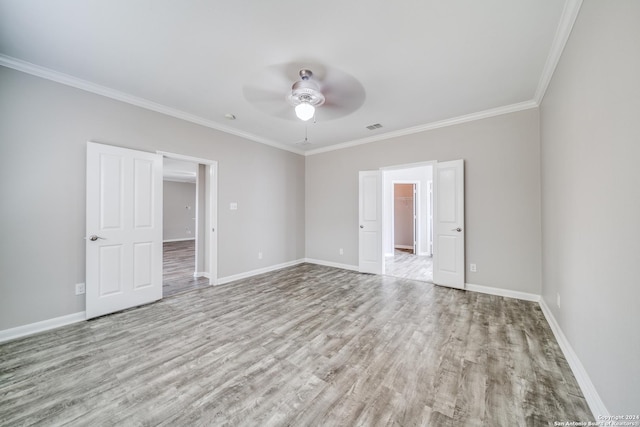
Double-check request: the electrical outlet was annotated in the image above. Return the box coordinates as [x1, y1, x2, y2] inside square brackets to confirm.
[470, 263, 477, 272]
[339, 248, 344, 255]
[258, 252, 263, 260]
[75, 283, 85, 295]
[230, 202, 238, 210]
[557, 293, 561, 308]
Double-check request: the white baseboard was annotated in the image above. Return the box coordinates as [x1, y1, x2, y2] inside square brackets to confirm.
[0, 311, 86, 343]
[163, 238, 196, 243]
[539, 298, 608, 418]
[304, 258, 359, 272]
[217, 259, 306, 286]
[465, 282, 541, 302]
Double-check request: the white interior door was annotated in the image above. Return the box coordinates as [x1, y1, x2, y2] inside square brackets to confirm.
[433, 159, 465, 289]
[86, 142, 163, 319]
[359, 170, 382, 274]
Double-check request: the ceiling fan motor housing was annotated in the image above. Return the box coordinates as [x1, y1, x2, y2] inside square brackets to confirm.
[287, 71, 325, 107]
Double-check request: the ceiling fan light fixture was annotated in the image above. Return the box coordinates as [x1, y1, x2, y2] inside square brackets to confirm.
[288, 69, 325, 121]
[295, 102, 315, 121]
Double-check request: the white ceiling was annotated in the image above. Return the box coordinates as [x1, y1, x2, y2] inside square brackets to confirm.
[0, 0, 579, 155]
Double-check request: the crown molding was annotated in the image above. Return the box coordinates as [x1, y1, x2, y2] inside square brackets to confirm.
[534, 0, 583, 104]
[0, 54, 304, 156]
[304, 100, 538, 156]
[2, 0, 581, 162]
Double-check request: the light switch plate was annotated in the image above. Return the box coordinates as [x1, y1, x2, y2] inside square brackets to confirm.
[230, 202, 238, 210]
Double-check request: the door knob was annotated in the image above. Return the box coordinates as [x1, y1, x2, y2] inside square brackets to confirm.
[88, 235, 105, 241]
[360, 225, 364, 229]
[451, 228, 462, 232]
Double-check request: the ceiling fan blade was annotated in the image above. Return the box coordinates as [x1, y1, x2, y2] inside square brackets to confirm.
[316, 68, 366, 120]
[243, 85, 294, 118]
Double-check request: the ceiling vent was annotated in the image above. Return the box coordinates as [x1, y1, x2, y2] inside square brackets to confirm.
[366, 123, 383, 130]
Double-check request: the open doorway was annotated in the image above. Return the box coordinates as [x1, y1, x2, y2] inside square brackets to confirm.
[162, 158, 207, 296]
[393, 183, 417, 253]
[382, 164, 434, 282]
[161, 155, 218, 296]
[359, 160, 464, 288]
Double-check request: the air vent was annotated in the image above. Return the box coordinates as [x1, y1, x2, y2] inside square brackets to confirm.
[366, 123, 383, 130]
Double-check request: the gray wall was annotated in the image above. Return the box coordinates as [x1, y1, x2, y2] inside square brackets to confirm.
[540, 0, 640, 413]
[306, 108, 542, 294]
[0, 66, 305, 330]
[163, 181, 196, 241]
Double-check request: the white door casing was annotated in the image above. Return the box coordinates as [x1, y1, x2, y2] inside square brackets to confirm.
[86, 142, 163, 319]
[433, 159, 465, 289]
[359, 171, 382, 274]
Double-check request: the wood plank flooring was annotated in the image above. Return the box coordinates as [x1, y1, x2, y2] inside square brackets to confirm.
[163, 240, 209, 297]
[0, 264, 593, 426]
[385, 249, 433, 282]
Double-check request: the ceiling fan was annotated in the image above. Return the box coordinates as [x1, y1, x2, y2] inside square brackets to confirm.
[287, 69, 325, 121]
[242, 62, 365, 122]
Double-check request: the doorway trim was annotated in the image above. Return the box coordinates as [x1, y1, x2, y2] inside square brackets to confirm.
[158, 151, 218, 285]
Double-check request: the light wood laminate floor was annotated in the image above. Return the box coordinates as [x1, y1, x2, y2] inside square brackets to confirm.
[385, 249, 433, 282]
[0, 264, 592, 426]
[163, 240, 209, 297]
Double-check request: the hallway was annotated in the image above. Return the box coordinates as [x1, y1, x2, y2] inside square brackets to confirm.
[163, 240, 209, 297]
[385, 249, 433, 282]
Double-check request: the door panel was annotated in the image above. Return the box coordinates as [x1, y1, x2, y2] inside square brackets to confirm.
[359, 171, 382, 274]
[87, 142, 163, 319]
[362, 176, 378, 221]
[361, 231, 379, 263]
[437, 235, 457, 272]
[133, 242, 153, 289]
[433, 159, 465, 289]
[134, 159, 154, 228]
[98, 245, 123, 296]
[100, 154, 123, 229]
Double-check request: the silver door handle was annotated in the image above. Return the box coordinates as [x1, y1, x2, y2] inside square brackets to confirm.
[87, 235, 106, 241]
[360, 225, 364, 229]
[451, 228, 462, 232]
